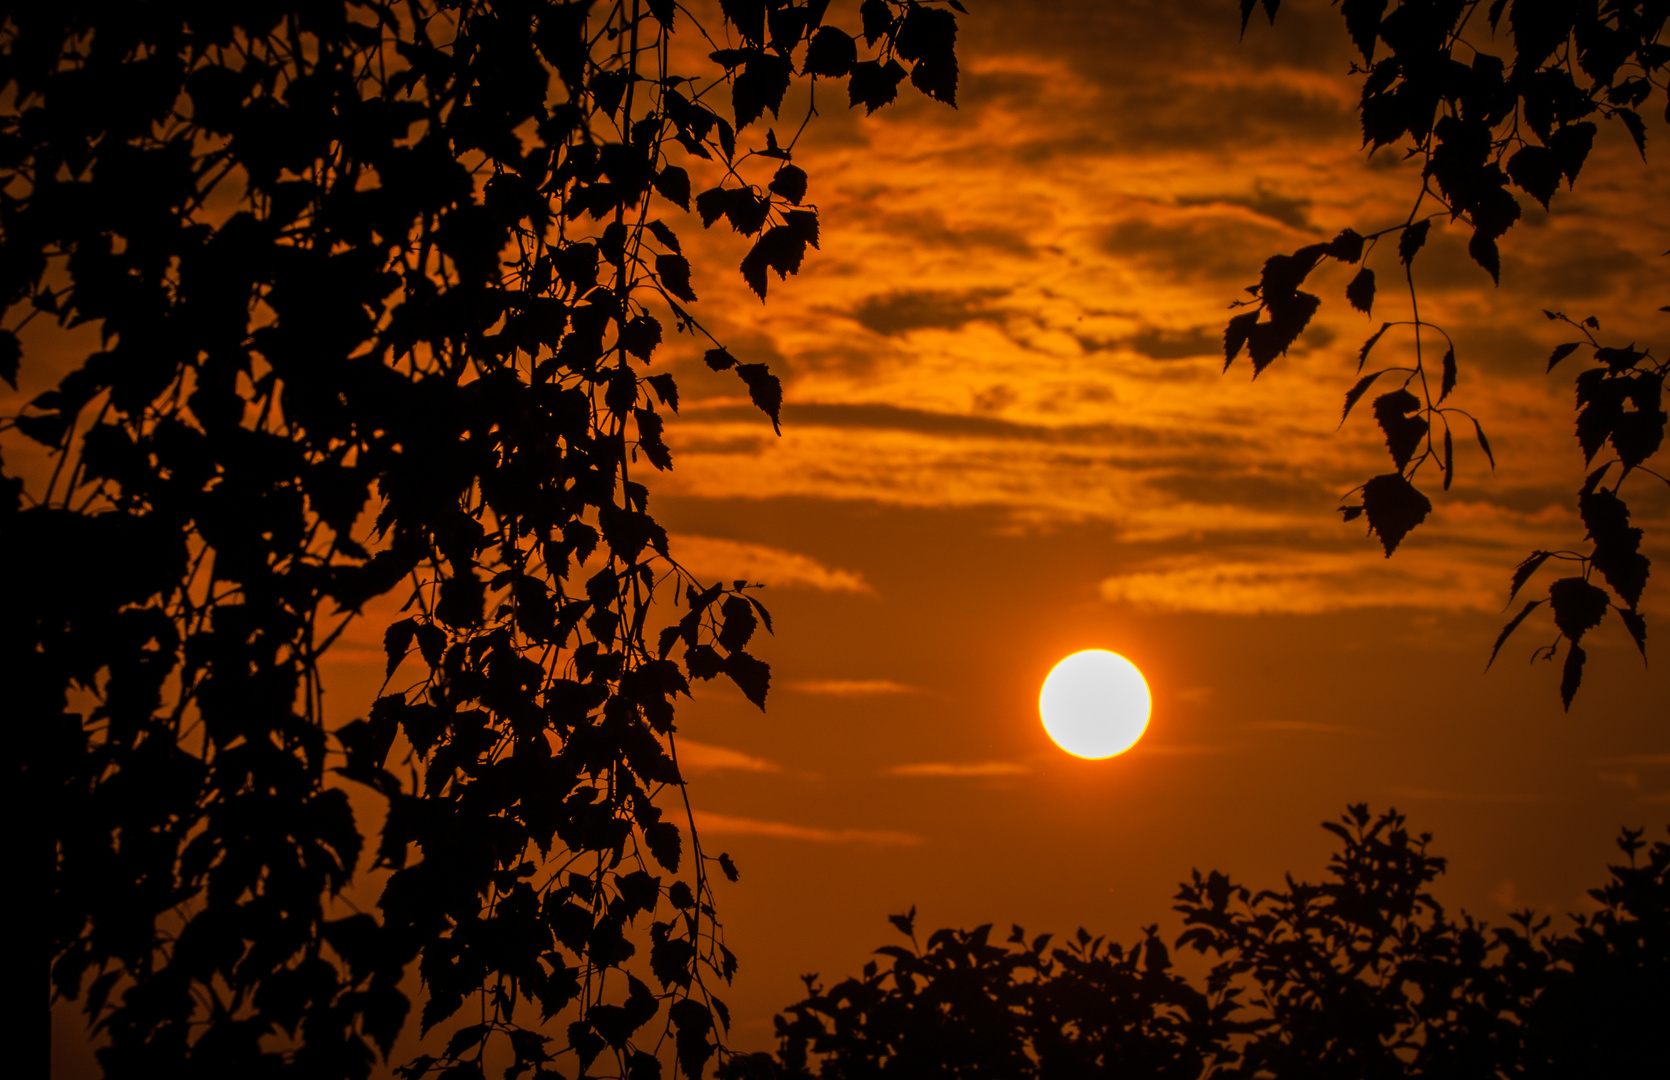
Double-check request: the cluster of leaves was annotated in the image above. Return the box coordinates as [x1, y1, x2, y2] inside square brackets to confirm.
[2, 0, 959, 1076]
[1226, 0, 1669, 707]
[738, 807, 1670, 1079]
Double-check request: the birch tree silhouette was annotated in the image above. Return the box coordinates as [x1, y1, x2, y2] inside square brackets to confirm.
[1224, 0, 1668, 708]
[2, 1, 960, 1075]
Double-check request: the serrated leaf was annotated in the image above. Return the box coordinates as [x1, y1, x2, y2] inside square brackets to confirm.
[1442, 426, 1454, 490]
[1618, 108, 1648, 158]
[1488, 599, 1544, 669]
[1358, 322, 1392, 371]
[1617, 607, 1647, 660]
[1547, 342, 1582, 371]
[1508, 551, 1553, 604]
[1361, 472, 1432, 556]
[1439, 346, 1456, 402]
[1341, 370, 1386, 427]
[1346, 267, 1376, 314]
[1560, 641, 1587, 709]
[1223, 310, 1259, 370]
[1398, 219, 1431, 264]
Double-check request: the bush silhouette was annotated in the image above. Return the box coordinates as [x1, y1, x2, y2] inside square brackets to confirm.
[738, 808, 1669, 1079]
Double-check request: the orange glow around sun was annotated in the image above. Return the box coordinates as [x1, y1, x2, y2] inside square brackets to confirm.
[1039, 650, 1152, 759]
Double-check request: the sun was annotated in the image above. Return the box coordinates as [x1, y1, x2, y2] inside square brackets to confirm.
[1039, 650, 1151, 759]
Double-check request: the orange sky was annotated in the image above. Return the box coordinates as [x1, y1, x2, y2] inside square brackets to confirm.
[27, 0, 1670, 1072]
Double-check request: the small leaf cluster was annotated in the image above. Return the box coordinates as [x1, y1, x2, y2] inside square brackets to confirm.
[1230, 1, 1669, 707]
[1491, 311, 1665, 708]
[744, 807, 1670, 1078]
[3, 0, 958, 1075]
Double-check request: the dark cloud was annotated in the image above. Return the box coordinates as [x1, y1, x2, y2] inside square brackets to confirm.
[849, 288, 1009, 336]
[1147, 471, 1335, 510]
[1177, 188, 1314, 231]
[1121, 325, 1220, 360]
[1101, 215, 1291, 284]
[688, 401, 1246, 450]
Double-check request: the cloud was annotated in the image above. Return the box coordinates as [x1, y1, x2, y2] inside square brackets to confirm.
[784, 679, 917, 697]
[676, 739, 780, 774]
[667, 534, 872, 593]
[1099, 552, 1506, 615]
[882, 761, 1030, 777]
[692, 810, 923, 846]
[849, 288, 1009, 336]
[1590, 753, 1670, 767]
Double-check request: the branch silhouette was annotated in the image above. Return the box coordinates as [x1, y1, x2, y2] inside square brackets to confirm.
[3, 1, 961, 1075]
[1226, 0, 1668, 709]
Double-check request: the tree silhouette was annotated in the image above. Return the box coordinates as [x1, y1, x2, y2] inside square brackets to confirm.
[3, 1, 960, 1075]
[742, 808, 1670, 1078]
[1224, 0, 1668, 708]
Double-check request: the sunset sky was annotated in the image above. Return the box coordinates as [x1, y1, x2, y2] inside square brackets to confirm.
[23, 0, 1670, 1070]
[609, 0, 1670, 1047]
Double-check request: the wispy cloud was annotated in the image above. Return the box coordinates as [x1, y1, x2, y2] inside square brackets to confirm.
[1100, 553, 1506, 615]
[676, 739, 780, 774]
[667, 534, 872, 594]
[1590, 753, 1670, 767]
[882, 761, 1030, 778]
[783, 679, 918, 697]
[692, 810, 923, 846]
[1249, 720, 1359, 734]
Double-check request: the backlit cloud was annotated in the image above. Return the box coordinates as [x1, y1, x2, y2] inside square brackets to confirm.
[783, 679, 917, 697]
[676, 740, 780, 774]
[668, 534, 872, 594]
[692, 811, 923, 846]
[882, 762, 1030, 778]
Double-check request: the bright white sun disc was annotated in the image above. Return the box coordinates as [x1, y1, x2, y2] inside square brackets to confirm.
[1040, 650, 1151, 759]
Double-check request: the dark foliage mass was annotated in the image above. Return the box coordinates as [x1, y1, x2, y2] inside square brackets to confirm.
[1226, 0, 1669, 708]
[734, 808, 1670, 1079]
[3, 1, 958, 1076]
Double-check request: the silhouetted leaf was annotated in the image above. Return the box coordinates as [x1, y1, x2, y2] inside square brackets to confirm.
[735, 363, 782, 433]
[1618, 108, 1648, 157]
[1472, 417, 1495, 470]
[1361, 473, 1432, 556]
[805, 27, 858, 77]
[1223, 310, 1259, 369]
[848, 58, 908, 113]
[1548, 342, 1582, 371]
[383, 618, 418, 677]
[1442, 426, 1454, 490]
[770, 164, 808, 204]
[1398, 220, 1431, 264]
[1508, 551, 1553, 604]
[1560, 641, 1586, 709]
[1548, 576, 1609, 644]
[1327, 227, 1366, 263]
[725, 649, 770, 709]
[1617, 607, 1647, 660]
[1489, 599, 1544, 668]
[718, 852, 740, 882]
[656, 254, 697, 302]
[1346, 267, 1376, 314]
[1358, 322, 1392, 370]
[1341, 370, 1386, 426]
[1439, 346, 1456, 403]
[645, 821, 681, 873]
[1373, 389, 1427, 470]
[0, 329, 17, 389]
